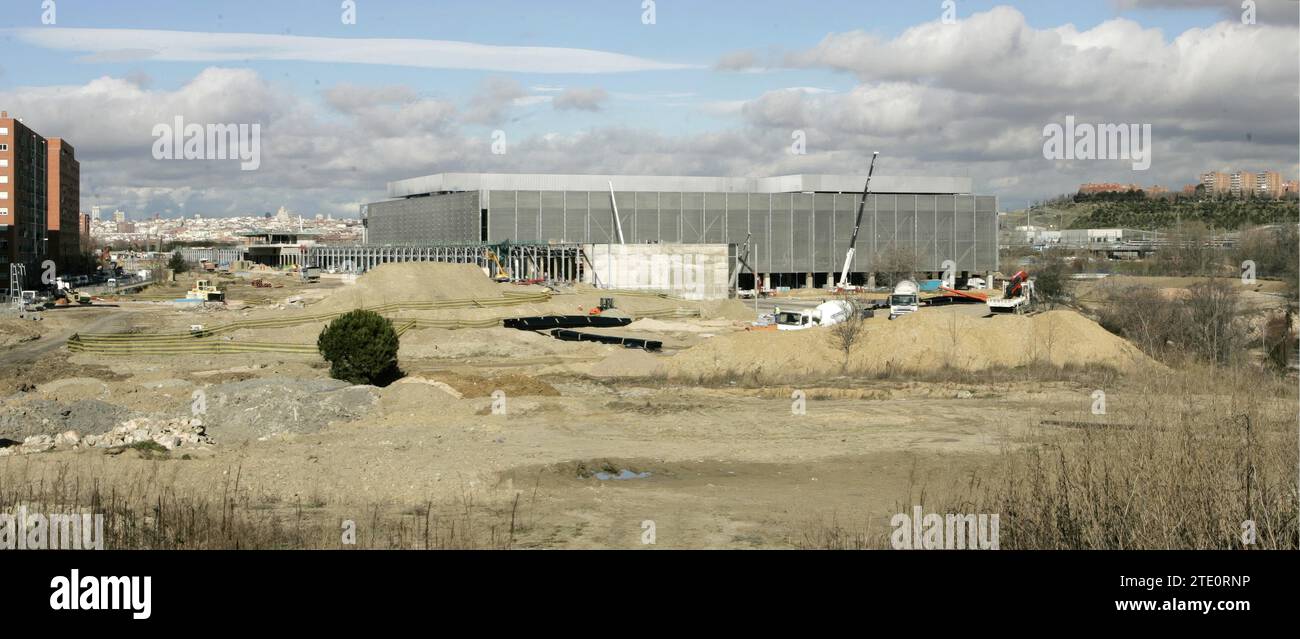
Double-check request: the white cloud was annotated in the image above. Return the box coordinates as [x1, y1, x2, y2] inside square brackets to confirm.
[2, 6, 1296, 215]
[1112, 0, 1299, 24]
[10, 28, 701, 74]
[553, 87, 609, 112]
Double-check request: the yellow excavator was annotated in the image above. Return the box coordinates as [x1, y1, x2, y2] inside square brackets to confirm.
[484, 249, 511, 283]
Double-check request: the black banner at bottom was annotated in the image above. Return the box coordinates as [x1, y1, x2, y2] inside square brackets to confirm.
[4, 550, 1292, 627]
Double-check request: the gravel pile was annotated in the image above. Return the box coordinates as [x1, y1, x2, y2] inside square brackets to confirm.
[196, 378, 381, 441]
[0, 398, 134, 441]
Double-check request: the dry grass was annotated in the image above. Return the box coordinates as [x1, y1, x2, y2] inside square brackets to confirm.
[0, 461, 520, 549]
[661, 360, 1124, 390]
[957, 364, 1297, 549]
[795, 363, 1298, 550]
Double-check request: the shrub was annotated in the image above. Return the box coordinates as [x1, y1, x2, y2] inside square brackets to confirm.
[1032, 253, 1070, 304]
[167, 251, 189, 274]
[1095, 279, 1245, 365]
[316, 310, 402, 385]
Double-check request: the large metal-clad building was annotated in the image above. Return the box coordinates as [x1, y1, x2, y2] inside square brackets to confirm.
[364, 172, 997, 287]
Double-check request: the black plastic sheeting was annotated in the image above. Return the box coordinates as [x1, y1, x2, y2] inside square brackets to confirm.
[549, 329, 662, 351]
[502, 315, 633, 330]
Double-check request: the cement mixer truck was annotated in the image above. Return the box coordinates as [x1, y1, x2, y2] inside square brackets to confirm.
[774, 299, 862, 331]
[888, 279, 920, 320]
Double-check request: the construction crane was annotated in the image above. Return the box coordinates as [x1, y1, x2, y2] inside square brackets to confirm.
[836, 151, 880, 290]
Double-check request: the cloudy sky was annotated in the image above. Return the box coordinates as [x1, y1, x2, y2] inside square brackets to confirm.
[1, 0, 1296, 218]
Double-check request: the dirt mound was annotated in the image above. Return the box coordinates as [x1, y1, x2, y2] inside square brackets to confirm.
[661, 308, 1154, 382]
[196, 378, 380, 442]
[394, 371, 559, 398]
[0, 319, 42, 348]
[589, 349, 664, 378]
[0, 398, 135, 441]
[699, 299, 759, 321]
[313, 262, 504, 312]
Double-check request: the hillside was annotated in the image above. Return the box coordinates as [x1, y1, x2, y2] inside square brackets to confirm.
[1007, 196, 1298, 232]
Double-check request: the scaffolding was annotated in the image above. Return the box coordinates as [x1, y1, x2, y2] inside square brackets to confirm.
[7, 263, 27, 310]
[306, 242, 587, 283]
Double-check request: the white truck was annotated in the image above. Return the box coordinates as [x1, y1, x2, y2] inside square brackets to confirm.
[774, 300, 861, 331]
[987, 270, 1034, 314]
[888, 279, 920, 319]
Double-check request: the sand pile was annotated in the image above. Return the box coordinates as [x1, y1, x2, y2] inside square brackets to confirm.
[588, 348, 664, 378]
[660, 309, 1155, 381]
[699, 299, 759, 321]
[312, 263, 505, 312]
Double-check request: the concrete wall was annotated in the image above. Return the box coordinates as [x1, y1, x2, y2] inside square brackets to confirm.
[583, 243, 734, 301]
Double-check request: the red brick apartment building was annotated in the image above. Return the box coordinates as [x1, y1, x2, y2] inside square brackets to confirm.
[47, 138, 80, 263]
[0, 111, 80, 292]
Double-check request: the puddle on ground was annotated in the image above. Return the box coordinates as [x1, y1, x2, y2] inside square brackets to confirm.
[593, 469, 651, 481]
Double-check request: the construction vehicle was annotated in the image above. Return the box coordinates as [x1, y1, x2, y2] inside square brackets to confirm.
[54, 279, 93, 305]
[300, 266, 321, 283]
[485, 249, 511, 283]
[888, 279, 920, 319]
[987, 270, 1033, 314]
[186, 279, 225, 302]
[774, 299, 861, 331]
[20, 290, 44, 312]
[835, 151, 880, 291]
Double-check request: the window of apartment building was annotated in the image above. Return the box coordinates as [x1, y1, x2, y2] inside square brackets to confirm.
[0, 159, 7, 167]
[0, 127, 8, 135]
[0, 192, 7, 200]
[0, 176, 7, 183]
[0, 144, 8, 151]
[0, 208, 8, 215]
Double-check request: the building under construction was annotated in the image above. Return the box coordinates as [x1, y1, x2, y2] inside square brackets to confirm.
[360, 172, 997, 289]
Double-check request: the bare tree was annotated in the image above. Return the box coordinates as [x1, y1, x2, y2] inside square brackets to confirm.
[830, 312, 866, 371]
[875, 245, 919, 287]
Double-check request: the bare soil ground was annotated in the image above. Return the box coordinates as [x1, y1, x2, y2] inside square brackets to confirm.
[2, 267, 1293, 548]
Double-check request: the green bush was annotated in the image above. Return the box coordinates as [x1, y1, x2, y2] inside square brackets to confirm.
[1032, 254, 1070, 304]
[167, 251, 189, 274]
[316, 310, 402, 385]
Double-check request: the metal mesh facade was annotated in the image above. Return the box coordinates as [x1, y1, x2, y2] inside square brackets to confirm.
[366, 192, 480, 244]
[367, 189, 998, 274]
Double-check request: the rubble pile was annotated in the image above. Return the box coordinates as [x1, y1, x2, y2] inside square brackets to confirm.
[0, 417, 214, 456]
